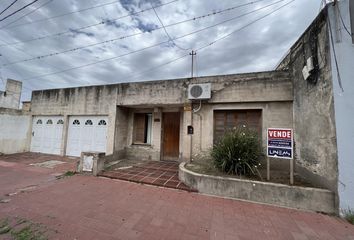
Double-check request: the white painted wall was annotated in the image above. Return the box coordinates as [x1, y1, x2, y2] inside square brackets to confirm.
[328, 1, 354, 213]
[0, 112, 31, 154]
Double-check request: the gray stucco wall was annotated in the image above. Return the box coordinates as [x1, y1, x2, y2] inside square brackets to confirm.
[277, 9, 338, 196]
[328, 1, 354, 213]
[0, 79, 22, 110]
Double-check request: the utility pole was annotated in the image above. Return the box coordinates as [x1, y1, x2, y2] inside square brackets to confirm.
[189, 50, 196, 78]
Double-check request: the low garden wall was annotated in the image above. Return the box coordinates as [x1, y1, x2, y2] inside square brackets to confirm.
[179, 162, 335, 214]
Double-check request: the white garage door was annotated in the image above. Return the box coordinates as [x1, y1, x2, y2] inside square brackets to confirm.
[66, 116, 108, 157]
[30, 116, 64, 155]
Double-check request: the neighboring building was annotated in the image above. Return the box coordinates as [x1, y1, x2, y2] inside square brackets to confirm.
[328, 0, 354, 215]
[276, 0, 354, 214]
[0, 2, 352, 214]
[0, 79, 22, 109]
[22, 101, 31, 112]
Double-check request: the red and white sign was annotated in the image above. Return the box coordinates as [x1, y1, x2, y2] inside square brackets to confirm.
[267, 128, 293, 159]
[268, 129, 292, 139]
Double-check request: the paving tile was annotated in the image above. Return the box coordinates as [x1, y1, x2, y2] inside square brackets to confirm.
[4, 154, 351, 239]
[100, 161, 196, 192]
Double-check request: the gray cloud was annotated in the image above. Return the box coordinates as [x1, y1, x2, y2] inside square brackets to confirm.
[0, 0, 323, 101]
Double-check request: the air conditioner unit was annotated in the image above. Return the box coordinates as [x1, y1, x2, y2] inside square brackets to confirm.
[188, 83, 211, 100]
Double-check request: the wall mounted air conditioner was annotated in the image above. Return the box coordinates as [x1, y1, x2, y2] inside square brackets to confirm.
[188, 83, 211, 100]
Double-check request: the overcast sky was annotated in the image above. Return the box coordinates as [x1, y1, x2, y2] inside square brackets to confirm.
[0, 0, 324, 101]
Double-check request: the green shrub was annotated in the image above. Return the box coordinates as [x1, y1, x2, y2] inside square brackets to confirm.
[211, 127, 263, 176]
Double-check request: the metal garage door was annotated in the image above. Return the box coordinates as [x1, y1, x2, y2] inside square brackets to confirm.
[66, 116, 108, 157]
[30, 116, 64, 155]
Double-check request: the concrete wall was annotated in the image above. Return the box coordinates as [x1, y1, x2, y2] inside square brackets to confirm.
[179, 162, 335, 214]
[0, 108, 31, 154]
[0, 79, 22, 109]
[328, 1, 354, 213]
[277, 9, 338, 196]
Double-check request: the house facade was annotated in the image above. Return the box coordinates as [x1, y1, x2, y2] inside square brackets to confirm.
[1, 2, 352, 214]
[29, 71, 293, 162]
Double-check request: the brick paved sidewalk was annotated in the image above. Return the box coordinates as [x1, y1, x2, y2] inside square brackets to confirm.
[100, 161, 196, 192]
[0, 153, 354, 240]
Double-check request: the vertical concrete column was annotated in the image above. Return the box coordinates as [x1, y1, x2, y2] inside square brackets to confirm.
[182, 103, 192, 162]
[26, 114, 34, 152]
[106, 105, 117, 155]
[61, 114, 69, 156]
[152, 108, 162, 160]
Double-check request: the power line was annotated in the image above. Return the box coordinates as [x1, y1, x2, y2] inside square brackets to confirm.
[0, 54, 33, 91]
[327, 6, 344, 92]
[196, 0, 295, 52]
[1, 0, 123, 29]
[0, 0, 266, 47]
[0, 0, 39, 22]
[0, 0, 19, 16]
[337, 5, 352, 37]
[0, 0, 54, 29]
[151, 3, 190, 51]
[20, 0, 294, 82]
[1, 0, 286, 66]
[125, 0, 296, 84]
[123, 53, 189, 82]
[0, 0, 178, 33]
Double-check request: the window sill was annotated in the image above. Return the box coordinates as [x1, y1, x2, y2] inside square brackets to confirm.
[131, 143, 152, 147]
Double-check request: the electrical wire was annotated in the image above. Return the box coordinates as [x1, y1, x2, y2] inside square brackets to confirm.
[0, 0, 39, 22]
[20, 0, 294, 82]
[0, 0, 268, 47]
[337, 5, 352, 37]
[196, 0, 295, 52]
[1, 0, 288, 66]
[327, 6, 344, 92]
[0, 0, 178, 34]
[151, 3, 190, 51]
[0, 37, 57, 91]
[0, 0, 19, 16]
[122, 53, 189, 83]
[126, 0, 296, 84]
[2, 0, 123, 29]
[0, 0, 55, 29]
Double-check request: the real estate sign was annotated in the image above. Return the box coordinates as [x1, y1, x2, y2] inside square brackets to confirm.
[267, 128, 293, 159]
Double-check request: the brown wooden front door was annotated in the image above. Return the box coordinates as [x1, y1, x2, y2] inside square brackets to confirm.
[162, 112, 180, 161]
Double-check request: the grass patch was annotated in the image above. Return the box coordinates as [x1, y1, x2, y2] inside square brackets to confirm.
[63, 171, 75, 177]
[0, 218, 11, 234]
[56, 171, 76, 179]
[0, 217, 50, 240]
[11, 225, 47, 240]
[344, 209, 354, 225]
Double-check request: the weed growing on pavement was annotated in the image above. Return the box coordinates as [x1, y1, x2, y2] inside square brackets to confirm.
[344, 209, 354, 225]
[0, 217, 49, 240]
[56, 171, 76, 179]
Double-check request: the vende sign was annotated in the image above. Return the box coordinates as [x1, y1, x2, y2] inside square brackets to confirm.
[267, 128, 293, 159]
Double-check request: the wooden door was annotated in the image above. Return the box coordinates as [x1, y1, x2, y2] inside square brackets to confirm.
[162, 112, 180, 161]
